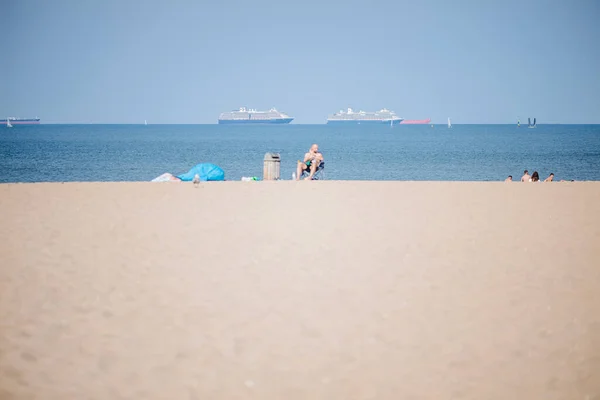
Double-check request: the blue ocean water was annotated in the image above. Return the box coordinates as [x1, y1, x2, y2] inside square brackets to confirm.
[1, 124, 599, 182]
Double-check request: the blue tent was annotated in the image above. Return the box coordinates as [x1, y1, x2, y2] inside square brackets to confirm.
[177, 163, 225, 182]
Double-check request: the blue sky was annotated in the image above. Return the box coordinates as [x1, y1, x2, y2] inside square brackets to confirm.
[2, 0, 599, 123]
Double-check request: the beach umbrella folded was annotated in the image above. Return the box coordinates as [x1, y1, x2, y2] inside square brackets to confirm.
[177, 163, 225, 181]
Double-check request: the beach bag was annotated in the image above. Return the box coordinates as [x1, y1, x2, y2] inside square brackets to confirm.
[177, 163, 225, 182]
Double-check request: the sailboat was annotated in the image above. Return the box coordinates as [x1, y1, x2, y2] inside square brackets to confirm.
[6, 118, 12, 128]
[447, 118, 452, 128]
[517, 119, 520, 127]
[528, 118, 537, 128]
[144, 120, 147, 126]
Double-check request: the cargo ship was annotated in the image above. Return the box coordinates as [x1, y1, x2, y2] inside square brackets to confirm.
[1, 117, 40, 125]
[326, 108, 404, 125]
[218, 107, 293, 124]
[400, 119, 431, 125]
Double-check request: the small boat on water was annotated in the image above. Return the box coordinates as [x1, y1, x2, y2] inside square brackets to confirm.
[6, 118, 12, 128]
[447, 118, 452, 128]
[528, 118, 537, 128]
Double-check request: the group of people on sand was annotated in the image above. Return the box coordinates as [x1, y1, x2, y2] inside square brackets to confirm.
[505, 170, 572, 182]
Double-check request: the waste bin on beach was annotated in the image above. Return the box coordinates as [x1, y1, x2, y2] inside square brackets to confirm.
[263, 153, 281, 180]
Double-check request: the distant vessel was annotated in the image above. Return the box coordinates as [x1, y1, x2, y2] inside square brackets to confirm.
[400, 119, 431, 125]
[144, 120, 147, 125]
[528, 118, 537, 128]
[6, 118, 12, 128]
[218, 107, 293, 124]
[448, 118, 452, 128]
[0, 117, 40, 125]
[327, 108, 403, 125]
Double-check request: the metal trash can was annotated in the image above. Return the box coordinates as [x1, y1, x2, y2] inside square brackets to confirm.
[263, 152, 281, 181]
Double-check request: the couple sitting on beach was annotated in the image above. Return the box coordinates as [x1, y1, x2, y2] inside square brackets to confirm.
[520, 170, 553, 182]
[296, 144, 324, 180]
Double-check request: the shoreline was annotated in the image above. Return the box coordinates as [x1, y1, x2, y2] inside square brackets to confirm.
[0, 179, 597, 185]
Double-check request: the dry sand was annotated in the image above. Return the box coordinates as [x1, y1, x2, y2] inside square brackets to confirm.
[1, 181, 599, 399]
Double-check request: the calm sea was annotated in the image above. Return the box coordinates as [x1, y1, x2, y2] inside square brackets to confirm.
[1, 124, 599, 182]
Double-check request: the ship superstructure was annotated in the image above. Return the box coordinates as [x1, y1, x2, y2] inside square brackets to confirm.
[1, 117, 40, 125]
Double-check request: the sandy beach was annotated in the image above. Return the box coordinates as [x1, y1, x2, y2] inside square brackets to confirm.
[1, 181, 599, 399]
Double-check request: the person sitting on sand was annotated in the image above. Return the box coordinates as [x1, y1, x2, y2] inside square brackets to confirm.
[505, 175, 513, 182]
[531, 171, 540, 182]
[544, 173, 554, 182]
[296, 143, 324, 181]
[521, 170, 531, 182]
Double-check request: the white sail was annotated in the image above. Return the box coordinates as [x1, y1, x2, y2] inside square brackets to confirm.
[6, 118, 12, 128]
[447, 118, 452, 128]
[528, 117, 537, 128]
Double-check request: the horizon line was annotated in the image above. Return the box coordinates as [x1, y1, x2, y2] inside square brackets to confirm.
[21, 122, 600, 126]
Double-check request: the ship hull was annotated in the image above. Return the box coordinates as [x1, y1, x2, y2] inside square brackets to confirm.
[1, 118, 40, 125]
[326, 119, 404, 125]
[218, 118, 293, 124]
[400, 119, 431, 125]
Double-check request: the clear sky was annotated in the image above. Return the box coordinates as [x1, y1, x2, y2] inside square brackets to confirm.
[2, 0, 599, 124]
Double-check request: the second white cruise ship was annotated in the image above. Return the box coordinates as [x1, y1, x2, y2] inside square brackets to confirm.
[327, 108, 404, 125]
